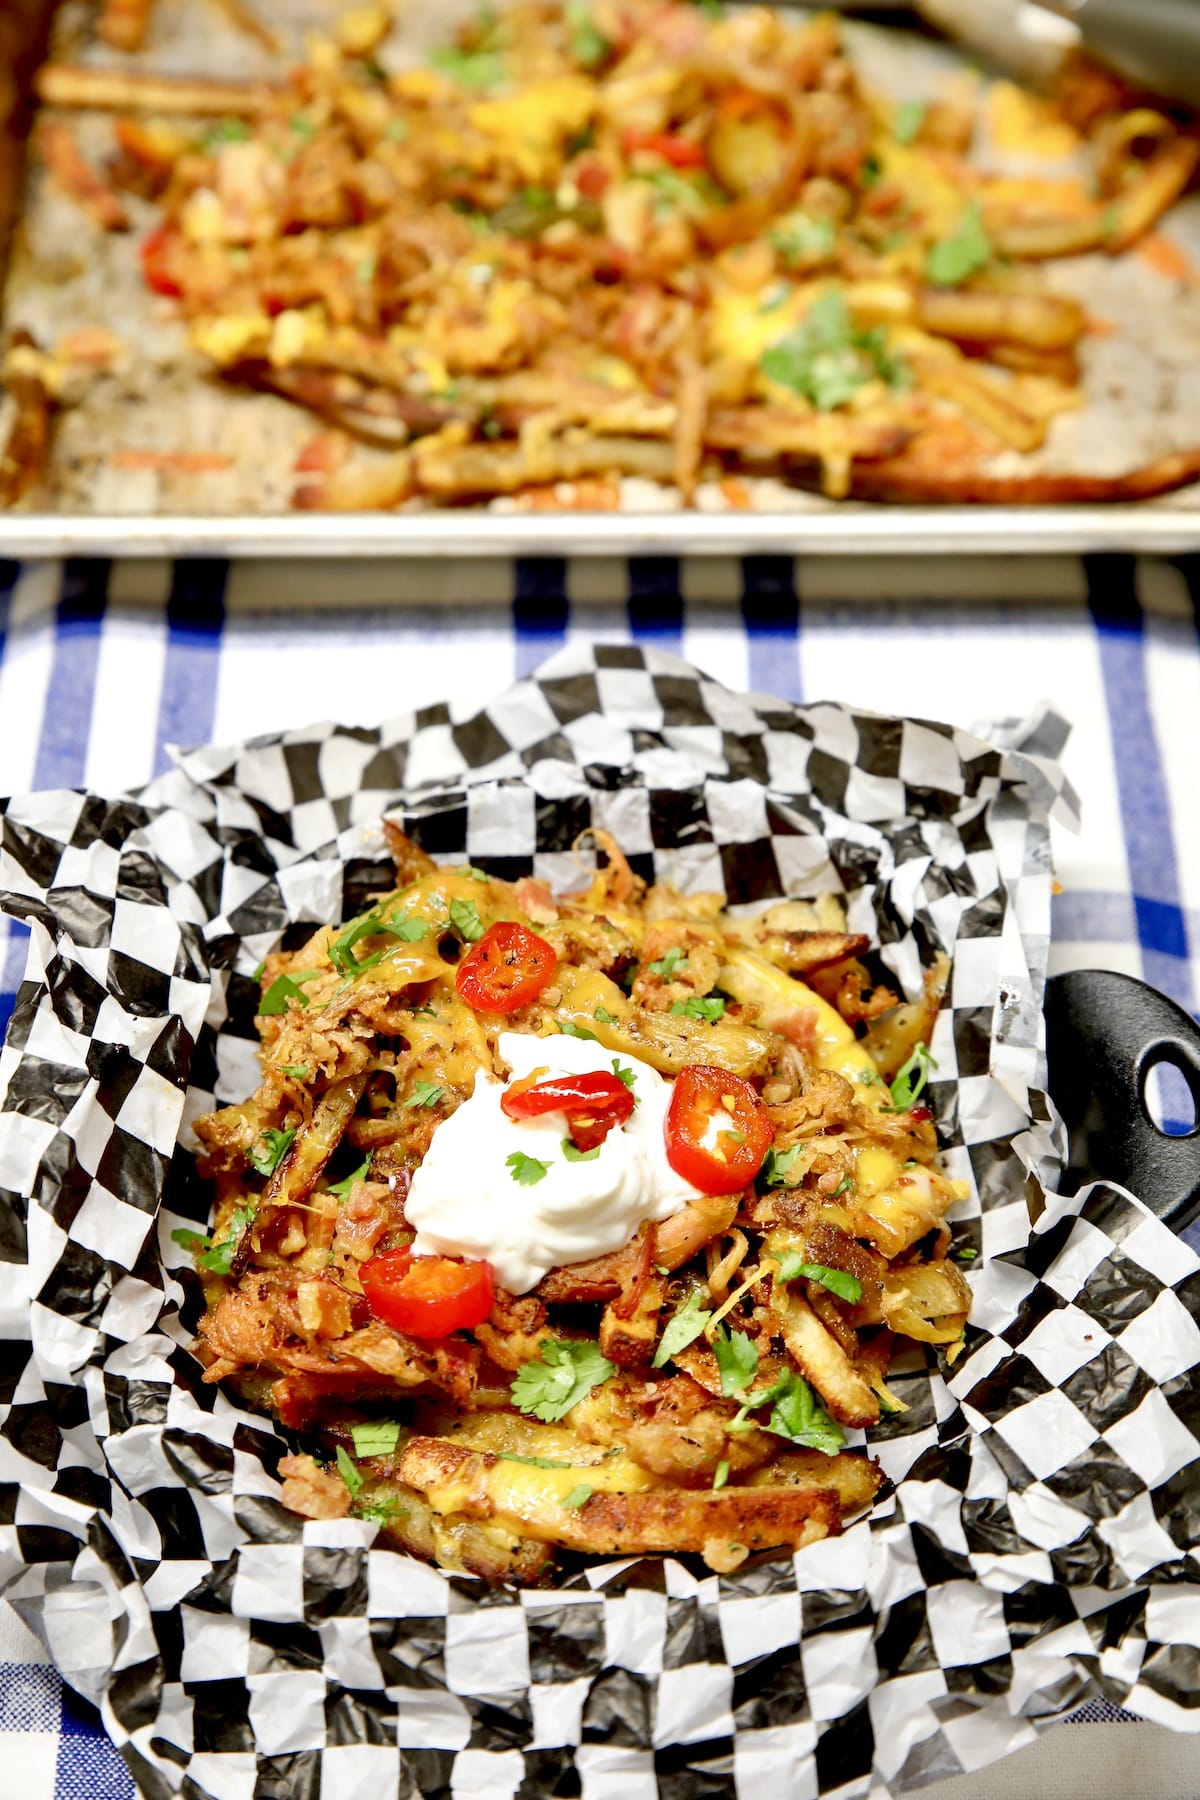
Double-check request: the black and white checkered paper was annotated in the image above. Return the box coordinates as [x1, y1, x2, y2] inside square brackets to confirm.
[0, 644, 1197, 1800]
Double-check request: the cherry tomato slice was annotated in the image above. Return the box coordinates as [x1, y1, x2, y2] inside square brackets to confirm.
[359, 1249, 495, 1339]
[664, 1064, 773, 1195]
[140, 223, 183, 297]
[455, 921, 557, 1015]
[502, 1070, 634, 1151]
[622, 128, 707, 168]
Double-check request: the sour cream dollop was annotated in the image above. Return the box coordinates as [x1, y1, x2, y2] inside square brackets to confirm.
[405, 1031, 704, 1294]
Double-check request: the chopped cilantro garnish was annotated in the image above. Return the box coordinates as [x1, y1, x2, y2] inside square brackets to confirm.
[350, 1421, 402, 1458]
[404, 1079, 445, 1109]
[566, 2, 609, 68]
[952, 1245, 979, 1262]
[172, 1204, 255, 1276]
[354, 1495, 409, 1525]
[329, 1158, 370, 1197]
[248, 1128, 295, 1179]
[893, 99, 926, 144]
[562, 1138, 600, 1162]
[205, 117, 250, 146]
[712, 1459, 730, 1492]
[391, 915, 428, 941]
[594, 1005, 616, 1024]
[730, 1368, 844, 1454]
[562, 1483, 594, 1509]
[652, 1289, 712, 1368]
[670, 995, 726, 1022]
[252, 959, 266, 983]
[925, 202, 992, 287]
[831, 1175, 855, 1199]
[774, 1254, 863, 1304]
[648, 946, 688, 978]
[761, 290, 907, 412]
[769, 214, 835, 268]
[507, 1151, 550, 1186]
[258, 969, 323, 1015]
[291, 113, 316, 137]
[558, 1020, 597, 1041]
[336, 1444, 362, 1497]
[611, 1060, 637, 1092]
[281, 1064, 310, 1080]
[511, 1339, 615, 1422]
[501, 1453, 573, 1469]
[430, 45, 508, 89]
[356, 253, 376, 285]
[448, 897, 485, 942]
[890, 1041, 936, 1111]
[712, 1324, 758, 1397]
[761, 1145, 802, 1188]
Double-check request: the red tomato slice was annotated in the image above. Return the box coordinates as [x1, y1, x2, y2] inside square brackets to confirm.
[622, 128, 707, 168]
[140, 223, 183, 297]
[455, 921, 557, 1015]
[664, 1064, 773, 1194]
[502, 1070, 634, 1151]
[359, 1250, 495, 1339]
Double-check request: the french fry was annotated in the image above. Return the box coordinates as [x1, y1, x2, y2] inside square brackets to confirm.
[98, 0, 154, 53]
[916, 287, 1085, 350]
[0, 332, 53, 509]
[909, 353, 1048, 454]
[1105, 138, 1200, 254]
[35, 62, 269, 116]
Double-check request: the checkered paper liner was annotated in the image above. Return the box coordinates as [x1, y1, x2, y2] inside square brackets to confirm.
[0, 642, 1197, 1800]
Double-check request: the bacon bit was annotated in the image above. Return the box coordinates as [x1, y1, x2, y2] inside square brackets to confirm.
[517, 479, 621, 512]
[109, 449, 234, 472]
[719, 476, 752, 510]
[776, 1010, 818, 1051]
[575, 157, 612, 200]
[294, 430, 352, 475]
[1137, 232, 1198, 285]
[55, 328, 125, 367]
[39, 123, 130, 231]
[515, 877, 558, 925]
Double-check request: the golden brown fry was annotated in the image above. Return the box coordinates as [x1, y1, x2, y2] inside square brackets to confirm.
[0, 331, 53, 509]
[750, 1449, 884, 1516]
[35, 62, 269, 115]
[413, 433, 677, 499]
[210, 0, 279, 56]
[396, 1437, 841, 1573]
[773, 1289, 880, 1428]
[847, 443, 1200, 505]
[1105, 137, 1200, 254]
[915, 287, 1085, 351]
[910, 354, 1048, 454]
[262, 1073, 367, 1210]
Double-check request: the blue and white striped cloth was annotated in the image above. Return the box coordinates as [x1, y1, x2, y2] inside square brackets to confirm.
[1, 546, 1198, 1798]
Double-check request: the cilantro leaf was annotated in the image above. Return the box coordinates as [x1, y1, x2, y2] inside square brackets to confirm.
[258, 969, 323, 1015]
[404, 1080, 445, 1109]
[652, 1289, 713, 1368]
[562, 1137, 600, 1162]
[925, 202, 992, 287]
[769, 214, 835, 268]
[330, 912, 389, 976]
[511, 1339, 615, 1422]
[889, 1040, 936, 1111]
[562, 1483, 594, 1509]
[670, 995, 726, 1022]
[712, 1324, 759, 1397]
[507, 1151, 550, 1186]
[248, 1127, 295, 1179]
[281, 1064, 310, 1080]
[390, 915, 429, 942]
[252, 959, 266, 982]
[764, 1370, 845, 1454]
[449, 898, 485, 942]
[952, 1244, 978, 1262]
[774, 1254, 863, 1304]
[566, 1, 609, 68]
[192, 1204, 255, 1274]
[831, 1175, 855, 1198]
[354, 1495, 409, 1525]
[350, 1421, 402, 1458]
[501, 1453, 573, 1469]
[558, 1020, 597, 1041]
[336, 1444, 363, 1498]
[761, 1145, 801, 1188]
[648, 946, 688, 978]
[594, 1005, 616, 1024]
[329, 1157, 370, 1197]
[712, 1459, 730, 1492]
[430, 45, 508, 89]
[760, 291, 907, 412]
[611, 1060, 637, 1092]
[893, 99, 926, 144]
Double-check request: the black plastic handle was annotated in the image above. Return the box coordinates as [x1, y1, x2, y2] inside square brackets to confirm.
[1044, 969, 1200, 1234]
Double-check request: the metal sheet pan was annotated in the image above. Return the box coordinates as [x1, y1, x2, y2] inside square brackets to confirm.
[4, 0, 1200, 558]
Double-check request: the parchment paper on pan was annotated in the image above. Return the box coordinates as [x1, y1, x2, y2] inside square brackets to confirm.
[0, 645, 1197, 1800]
